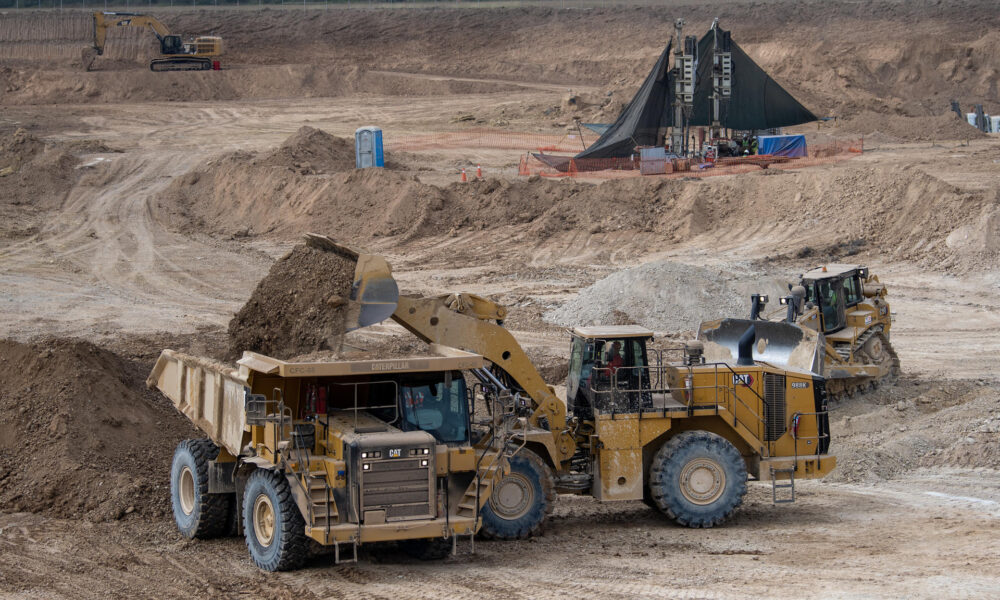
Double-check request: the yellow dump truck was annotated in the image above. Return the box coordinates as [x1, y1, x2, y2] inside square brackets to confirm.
[148, 345, 517, 570]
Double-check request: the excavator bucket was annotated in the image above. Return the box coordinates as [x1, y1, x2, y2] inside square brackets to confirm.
[304, 233, 400, 331]
[81, 47, 98, 71]
[697, 318, 824, 376]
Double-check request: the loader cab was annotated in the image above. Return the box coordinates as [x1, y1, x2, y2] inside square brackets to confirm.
[800, 265, 868, 334]
[567, 326, 654, 420]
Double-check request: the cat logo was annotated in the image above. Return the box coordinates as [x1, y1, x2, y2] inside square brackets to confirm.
[732, 373, 754, 386]
[388, 448, 402, 458]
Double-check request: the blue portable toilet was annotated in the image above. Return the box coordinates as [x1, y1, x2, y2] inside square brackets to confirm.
[355, 126, 384, 169]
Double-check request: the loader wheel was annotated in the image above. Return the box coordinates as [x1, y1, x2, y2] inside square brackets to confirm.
[170, 439, 231, 539]
[399, 537, 452, 560]
[648, 431, 747, 528]
[243, 469, 308, 571]
[480, 449, 556, 540]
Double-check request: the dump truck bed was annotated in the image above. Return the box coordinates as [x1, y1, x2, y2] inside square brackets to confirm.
[147, 350, 249, 456]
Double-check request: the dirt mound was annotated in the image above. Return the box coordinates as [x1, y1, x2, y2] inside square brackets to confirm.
[836, 110, 987, 143]
[227, 244, 356, 359]
[260, 126, 356, 174]
[543, 260, 788, 334]
[828, 377, 999, 483]
[0, 338, 197, 522]
[0, 128, 79, 209]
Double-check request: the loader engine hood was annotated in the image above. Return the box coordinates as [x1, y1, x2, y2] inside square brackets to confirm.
[697, 318, 825, 376]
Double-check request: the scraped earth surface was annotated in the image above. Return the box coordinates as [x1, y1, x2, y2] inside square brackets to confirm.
[2, 2, 1000, 598]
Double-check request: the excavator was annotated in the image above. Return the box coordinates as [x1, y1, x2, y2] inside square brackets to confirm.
[312, 235, 836, 541]
[83, 11, 223, 72]
[699, 264, 899, 401]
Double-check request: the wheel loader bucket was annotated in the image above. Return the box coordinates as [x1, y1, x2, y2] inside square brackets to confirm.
[697, 318, 824, 376]
[304, 233, 400, 331]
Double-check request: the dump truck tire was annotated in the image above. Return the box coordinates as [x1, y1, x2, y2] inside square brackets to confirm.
[242, 469, 308, 572]
[170, 439, 232, 539]
[479, 449, 555, 540]
[648, 431, 747, 528]
[399, 537, 452, 560]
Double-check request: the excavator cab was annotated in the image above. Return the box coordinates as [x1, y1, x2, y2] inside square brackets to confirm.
[799, 265, 868, 334]
[567, 326, 654, 419]
[160, 34, 185, 55]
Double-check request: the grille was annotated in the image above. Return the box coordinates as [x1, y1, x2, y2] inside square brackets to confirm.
[763, 372, 787, 442]
[360, 457, 432, 521]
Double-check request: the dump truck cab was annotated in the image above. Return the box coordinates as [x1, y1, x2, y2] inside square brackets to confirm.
[149, 346, 513, 570]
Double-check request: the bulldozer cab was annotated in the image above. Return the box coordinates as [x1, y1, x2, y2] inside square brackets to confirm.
[800, 265, 868, 334]
[567, 326, 654, 419]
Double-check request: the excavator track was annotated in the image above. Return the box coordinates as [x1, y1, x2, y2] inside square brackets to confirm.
[826, 331, 899, 401]
[150, 57, 213, 72]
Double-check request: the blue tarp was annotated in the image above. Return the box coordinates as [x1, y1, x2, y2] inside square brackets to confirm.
[581, 123, 612, 135]
[757, 134, 807, 157]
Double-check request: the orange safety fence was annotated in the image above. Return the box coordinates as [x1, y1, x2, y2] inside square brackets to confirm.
[384, 127, 591, 153]
[519, 138, 865, 179]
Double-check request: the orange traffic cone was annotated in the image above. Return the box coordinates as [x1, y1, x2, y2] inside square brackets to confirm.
[461, 168, 467, 182]
[476, 164, 482, 179]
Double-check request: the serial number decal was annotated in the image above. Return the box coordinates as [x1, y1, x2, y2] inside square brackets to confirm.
[791, 382, 810, 389]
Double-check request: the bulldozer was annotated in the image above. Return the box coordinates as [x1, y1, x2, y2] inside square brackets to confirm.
[699, 264, 898, 400]
[83, 11, 223, 72]
[304, 236, 836, 539]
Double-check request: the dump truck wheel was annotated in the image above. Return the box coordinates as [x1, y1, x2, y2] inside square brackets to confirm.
[399, 537, 451, 560]
[479, 449, 555, 540]
[170, 439, 231, 539]
[242, 469, 307, 571]
[648, 431, 747, 528]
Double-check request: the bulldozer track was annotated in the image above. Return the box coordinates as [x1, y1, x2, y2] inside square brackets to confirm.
[827, 330, 899, 401]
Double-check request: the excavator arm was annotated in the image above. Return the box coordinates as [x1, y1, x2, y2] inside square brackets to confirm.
[91, 11, 172, 56]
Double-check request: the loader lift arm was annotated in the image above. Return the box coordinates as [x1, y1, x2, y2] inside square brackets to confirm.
[390, 294, 577, 467]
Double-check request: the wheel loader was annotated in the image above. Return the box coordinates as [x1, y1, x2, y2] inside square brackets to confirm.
[698, 264, 899, 400]
[300, 235, 836, 541]
[83, 11, 223, 72]
[148, 340, 523, 571]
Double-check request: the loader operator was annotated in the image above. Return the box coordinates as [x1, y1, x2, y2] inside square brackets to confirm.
[607, 341, 625, 373]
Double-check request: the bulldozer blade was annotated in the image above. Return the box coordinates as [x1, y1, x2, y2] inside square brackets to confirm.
[697, 318, 824, 376]
[303, 233, 400, 331]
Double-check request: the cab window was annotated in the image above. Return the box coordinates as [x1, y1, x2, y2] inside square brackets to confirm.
[843, 275, 862, 307]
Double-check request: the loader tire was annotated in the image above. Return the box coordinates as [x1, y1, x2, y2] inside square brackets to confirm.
[399, 537, 452, 560]
[243, 469, 308, 572]
[170, 439, 231, 539]
[479, 449, 555, 540]
[648, 431, 747, 528]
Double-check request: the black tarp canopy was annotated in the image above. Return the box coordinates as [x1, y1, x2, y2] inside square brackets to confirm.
[575, 41, 673, 160]
[577, 26, 816, 159]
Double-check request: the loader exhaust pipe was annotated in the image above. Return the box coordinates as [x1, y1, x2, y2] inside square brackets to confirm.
[737, 325, 755, 366]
